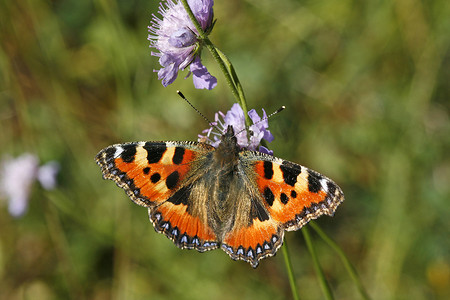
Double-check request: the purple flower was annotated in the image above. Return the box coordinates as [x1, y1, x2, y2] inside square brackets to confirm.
[37, 161, 60, 190]
[0, 154, 59, 217]
[199, 103, 274, 154]
[149, 0, 217, 89]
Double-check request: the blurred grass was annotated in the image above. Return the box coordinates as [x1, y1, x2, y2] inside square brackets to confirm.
[0, 0, 449, 299]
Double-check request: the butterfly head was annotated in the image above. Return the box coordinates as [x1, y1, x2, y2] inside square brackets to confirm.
[213, 125, 241, 163]
[219, 125, 238, 146]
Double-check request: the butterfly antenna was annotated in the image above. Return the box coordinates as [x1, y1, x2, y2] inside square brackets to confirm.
[235, 106, 286, 137]
[177, 91, 214, 126]
[267, 105, 286, 119]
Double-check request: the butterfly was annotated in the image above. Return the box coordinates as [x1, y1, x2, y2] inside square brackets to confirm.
[95, 125, 344, 268]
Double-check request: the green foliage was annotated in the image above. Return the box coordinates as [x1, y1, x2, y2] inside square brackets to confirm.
[0, 0, 449, 299]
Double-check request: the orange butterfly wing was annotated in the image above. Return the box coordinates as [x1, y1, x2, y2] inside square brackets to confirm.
[220, 151, 344, 267]
[96, 141, 219, 252]
[250, 154, 344, 230]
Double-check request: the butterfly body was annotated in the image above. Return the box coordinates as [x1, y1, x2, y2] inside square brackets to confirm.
[96, 125, 344, 267]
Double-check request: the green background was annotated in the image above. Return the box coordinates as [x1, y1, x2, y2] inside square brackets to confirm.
[1, 0, 449, 299]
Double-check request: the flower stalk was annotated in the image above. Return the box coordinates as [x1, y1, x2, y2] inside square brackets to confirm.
[302, 225, 334, 300]
[310, 221, 371, 300]
[180, 0, 251, 127]
[282, 239, 301, 300]
[213, 47, 251, 127]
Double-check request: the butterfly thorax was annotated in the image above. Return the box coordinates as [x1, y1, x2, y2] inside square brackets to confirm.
[213, 125, 240, 167]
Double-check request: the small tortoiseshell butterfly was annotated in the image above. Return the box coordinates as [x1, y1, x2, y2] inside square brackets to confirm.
[96, 125, 344, 267]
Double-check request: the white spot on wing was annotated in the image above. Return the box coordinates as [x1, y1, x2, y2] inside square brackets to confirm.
[114, 146, 124, 158]
[320, 178, 329, 193]
[166, 141, 178, 147]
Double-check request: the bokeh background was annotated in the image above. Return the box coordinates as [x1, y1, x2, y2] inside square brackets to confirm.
[1, 0, 449, 299]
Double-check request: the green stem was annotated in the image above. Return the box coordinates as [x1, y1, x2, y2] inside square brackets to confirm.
[213, 47, 251, 127]
[310, 221, 371, 300]
[282, 239, 300, 300]
[180, 0, 251, 127]
[302, 225, 334, 300]
[202, 40, 241, 104]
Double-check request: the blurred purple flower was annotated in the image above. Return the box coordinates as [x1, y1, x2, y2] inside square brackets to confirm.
[149, 0, 217, 89]
[199, 103, 274, 154]
[0, 154, 59, 217]
[37, 161, 60, 190]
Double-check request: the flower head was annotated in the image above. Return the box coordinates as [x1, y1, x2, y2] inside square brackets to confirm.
[149, 0, 217, 89]
[0, 154, 59, 217]
[199, 103, 275, 155]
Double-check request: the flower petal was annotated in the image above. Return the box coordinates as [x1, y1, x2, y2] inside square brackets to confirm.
[157, 62, 179, 86]
[188, 0, 214, 30]
[190, 57, 217, 90]
[168, 28, 196, 48]
[8, 195, 29, 217]
[37, 161, 60, 190]
[258, 146, 274, 156]
[149, 0, 215, 88]
[0, 154, 39, 218]
[248, 109, 261, 124]
[224, 103, 248, 147]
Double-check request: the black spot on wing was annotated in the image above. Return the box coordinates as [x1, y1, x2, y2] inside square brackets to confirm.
[280, 193, 289, 204]
[121, 144, 137, 163]
[280, 161, 302, 186]
[166, 171, 180, 190]
[263, 187, 275, 206]
[173, 147, 185, 165]
[307, 170, 323, 193]
[290, 190, 297, 198]
[143, 167, 150, 174]
[150, 172, 161, 183]
[144, 142, 167, 164]
[166, 186, 190, 206]
[263, 161, 273, 179]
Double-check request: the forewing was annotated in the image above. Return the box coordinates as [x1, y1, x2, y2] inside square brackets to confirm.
[243, 151, 344, 231]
